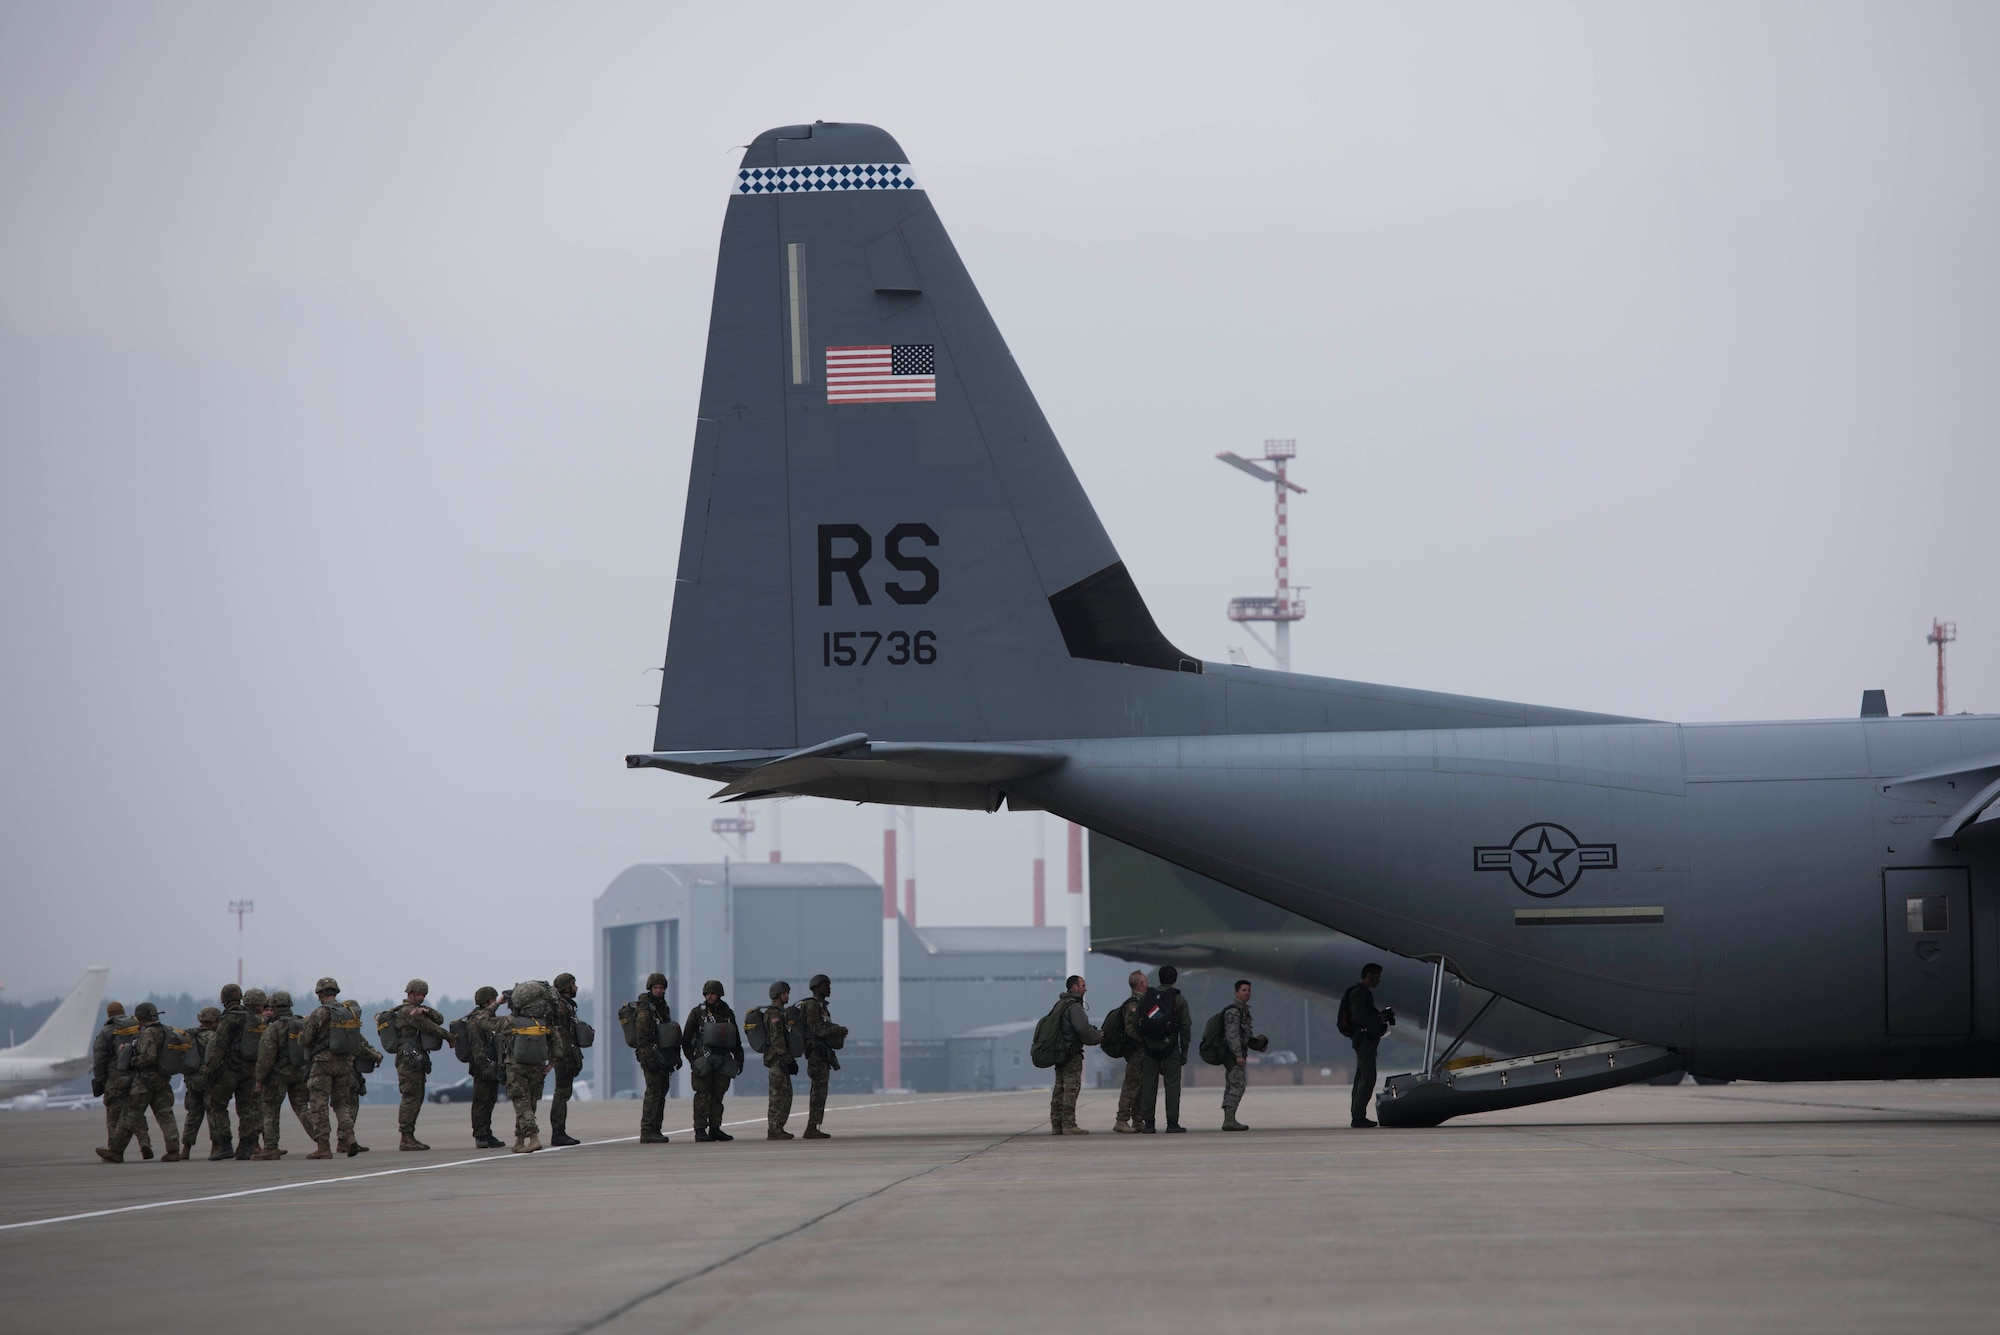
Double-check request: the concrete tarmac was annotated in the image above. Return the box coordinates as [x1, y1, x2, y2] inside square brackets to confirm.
[4, 1080, 1999, 1333]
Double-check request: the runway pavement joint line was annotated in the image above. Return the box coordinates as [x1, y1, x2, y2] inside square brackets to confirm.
[0, 1091, 1023, 1236]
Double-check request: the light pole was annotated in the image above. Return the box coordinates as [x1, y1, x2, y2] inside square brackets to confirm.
[227, 900, 254, 988]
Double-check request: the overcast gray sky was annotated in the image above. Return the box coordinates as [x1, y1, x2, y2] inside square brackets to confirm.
[2, 2, 1994, 1001]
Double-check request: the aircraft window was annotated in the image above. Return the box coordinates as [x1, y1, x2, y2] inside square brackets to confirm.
[787, 243, 810, 385]
[1905, 895, 1948, 933]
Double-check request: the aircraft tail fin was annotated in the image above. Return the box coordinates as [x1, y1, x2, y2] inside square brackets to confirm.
[655, 122, 1200, 754]
[8, 966, 108, 1061]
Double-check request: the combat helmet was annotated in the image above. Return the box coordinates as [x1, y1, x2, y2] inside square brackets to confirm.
[270, 990, 293, 1011]
[220, 983, 242, 1005]
[105, 1001, 125, 1018]
[197, 1005, 222, 1024]
[242, 988, 267, 1010]
[645, 972, 667, 991]
[315, 976, 340, 996]
[809, 974, 831, 992]
[769, 980, 790, 1000]
[134, 1002, 158, 1021]
[702, 979, 724, 997]
[406, 978, 429, 996]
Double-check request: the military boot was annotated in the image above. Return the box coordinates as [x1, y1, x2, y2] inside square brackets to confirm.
[208, 1136, 234, 1162]
[163, 1138, 183, 1162]
[345, 1139, 369, 1157]
[767, 1128, 794, 1140]
[525, 1133, 542, 1152]
[803, 1126, 831, 1140]
[139, 1143, 155, 1160]
[480, 1135, 507, 1149]
[1222, 1112, 1248, 1131]
[399, 1134, 429, 1151]
[1166, 1122, 1187, 1133]
[1114, 1118, 1135, 1133]
[550, 1132, 581, 1147]
[709, 1128, 733, 1142]
[95, 1147, 124, 1164]
[234, 1136, 257, 1161]
[692, 1126, 711, 1142]
[1062, 1125, 1090, 1135]
[639, 1132, 671, 1144]
[511, 1136, 529, 1153]
[307, 1140, 333, 1160]
[250, 1145, 282, 1161]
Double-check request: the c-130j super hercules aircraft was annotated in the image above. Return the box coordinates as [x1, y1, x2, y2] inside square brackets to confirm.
[630, 122, 2000, 1126]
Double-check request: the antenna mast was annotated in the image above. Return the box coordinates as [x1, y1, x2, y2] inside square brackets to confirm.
[227, 900, 254, 988]
[1927, 619, 1957, 715]
[1218, 439, 1307, 671]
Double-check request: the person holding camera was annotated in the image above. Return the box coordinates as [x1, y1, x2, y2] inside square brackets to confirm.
[1341, 962, 1395, 1128]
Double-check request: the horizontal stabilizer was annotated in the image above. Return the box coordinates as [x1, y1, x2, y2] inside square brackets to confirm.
[628, 736, 1064, 800]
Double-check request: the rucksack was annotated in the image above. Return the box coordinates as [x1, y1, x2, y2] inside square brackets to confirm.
[744, 1005, 773, 1055]
[1029, 997, 1073, 1069]
[1336, 985, 1359, 1039]
[158, 1027, 196, 1076]
[509, 980, 555, 1020]
[323, 1004, 363, 1056]
[618, 1000, 642, 1048]
[451, 1014, 478, 1064]
[237, 1014, 267, 1061]
[783, 1005, 807, 1059]
[1098, 1002, 1132, 1060]
[1137, 986, 1182, 1043]
[110, 1019, 141, 1072]
[284, 1016, 308, 1069]
[374, 1008, 404, 1054]
[1197, 1010, 1229, 1066]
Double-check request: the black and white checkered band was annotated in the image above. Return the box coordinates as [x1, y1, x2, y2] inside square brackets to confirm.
[734, 163, 922, 195]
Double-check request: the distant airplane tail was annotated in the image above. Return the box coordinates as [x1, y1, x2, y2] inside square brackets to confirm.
[8, 966, 108, 1061]
[654, 122, 1200, 755]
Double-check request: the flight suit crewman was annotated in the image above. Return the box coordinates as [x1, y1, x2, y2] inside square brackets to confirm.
[683, 981, 743, 1142]
[1113, 970, 1148, 1133]
[1049, 975, 1101, 1136]
[251, 991, 310, 1159]
[388, 979, 452, 1151]
[632, 973, 675, 1145]
[548, 972, 585, 1148]
[1134, 964, 1193, 1133]
[180, 1006, 221, 1152]
[97, 1003, 183, 1163]
[298, 977, 370, 1159]
[763, 981, 796, 1140]
[796, 974, 847, 1140]
[1220, 979, 1267, 1131]
[1343, 962, 1393, 1129]
[92, 1001, 153, 1160]
[458, 986, 505, 1149]
[203, 983, 259, 1160]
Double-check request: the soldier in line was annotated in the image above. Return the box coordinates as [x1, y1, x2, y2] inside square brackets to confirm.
[96, 1003, 183, 1163]
[795, 974, 847, 1140]
[683, 980, 742, 1142]
[1112, 969, 1148, 1133]
[298, 977, 371, 1159]
[387, 979, 452, 1151]
[457, 986, 506, 1149]
[499, 983, 558, 1154]
[179, 1006, 221, 1153]
[763, 981, 797, 1141]
[1134, 964, 1192, 1134]
[1048, 975, 1101, 1136]
[202, 984, 260, 1160]
[1219, 978, 1268, 1131]
[1342, 962, 1393, 1129]
[92, 1001, 153, 1160]
[548, 973, 585, 1148]
[632, 972, 676, 1145]
[251, 990, 310, 1160]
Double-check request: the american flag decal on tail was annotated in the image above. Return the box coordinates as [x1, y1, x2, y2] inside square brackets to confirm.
[826, 344, 937, 404]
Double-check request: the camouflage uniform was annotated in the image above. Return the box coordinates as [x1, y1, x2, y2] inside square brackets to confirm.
[457, 987, 504, 1148]
[796, 979, 847, 1139]
[204, 987, 264, 1158]
[1113, 985, 1145, 1130]
[1221, 1000, 1254, 1128]
[500, 985, 564, 1152]
[92, 1004, 153, 1158]
[632, 975, 676, 1143]
[99, 1008, 182, 1162]
[1048, 990, 1100, 1135]
[762, 984, 796, 1139]
[1135, 987, 1192, 1132]
[547, 973, 584, 1147]
[298, 982, 370, 1157]
[180, 1007, 221, 1150]
[386, 981, 452, 1150]
[252, 993, 310, 1159]
[682, 987, 742, 1142]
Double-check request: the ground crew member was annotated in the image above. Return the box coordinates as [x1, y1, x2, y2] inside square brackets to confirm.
[1112, 969, 1147, 1133]
[180, 1005, 221, 1152]
[92, 1001, 152, 1160]
[298, 977, 369, 1159]
[796, 974, 847, 1140]
[1343, 962, 1394, 1129]
[1220, 978, 1267, 1131]
[458, 986, 505, 1149]
[683, 980, 742, 1142]
[388, 979, 452, 1151]
[203, 983, 259, 1160]
[548, 972, 585, 1147]
[1048, 975, 1101, 1136]
[1135, 964, 1192, 1133]
[502, 986, 554, 1154]
[633, 973, 674, 1145]
[251, 990, 310, 1159]
[764, 980, 797, 1140]
[96, 1002, 182, 1163]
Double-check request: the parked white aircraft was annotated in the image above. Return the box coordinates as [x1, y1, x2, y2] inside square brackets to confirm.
[0, 967, 108, 1099]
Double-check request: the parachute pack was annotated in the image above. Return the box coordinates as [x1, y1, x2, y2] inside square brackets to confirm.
[237, 1014, 267, 1062]
[157, 1027, 197, 1077]
[323, 1003, 363, 1056]
[744, 1005, 785, 1055]
[374, 1008, 403, 1054]
[508, 980, 556, 1019]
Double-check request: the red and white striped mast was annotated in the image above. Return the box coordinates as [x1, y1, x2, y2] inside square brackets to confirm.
[1219, 439, 1307, 672]
[881, 807, 903, 1093]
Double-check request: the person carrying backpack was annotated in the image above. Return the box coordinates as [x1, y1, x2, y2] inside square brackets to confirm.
[682, 980, 743, 1142]
[97, 1002, 183, 1163]
[795, 974, 848, 1140]
[250, 991, 310, 1160]
[93, 1001, 153, 1161]
[202, 983, 261, 1161]
[630, 973, 678, 1145]
[179, 1006, 220, 1157]
[1107, 970, 1148, 1133]
[547, 973, 587, 1148]
[1135, 965, 1193, 1133]
[762, 981, 799, 1140]
[1045, 975, 1101, 1136]
[1217, 979, 1270, 1131]
[1338, 963, 1395, 1129]
[386, 979, 453, 1152]
[298, 977, 374, 1159]
[456, 986, 505, 1149]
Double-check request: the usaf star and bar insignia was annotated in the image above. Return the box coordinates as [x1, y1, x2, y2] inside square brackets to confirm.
[1475, 823, 1617, 898]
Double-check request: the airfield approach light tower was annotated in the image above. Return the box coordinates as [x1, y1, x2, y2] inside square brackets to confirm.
[711, 809, 756, 861]
[227, 900, 254, 989]
[1928, 620, 1958, 716]
[1217, 439, 1307, 672]
[1065, 821, 1086, 981]
[882, 808, 904, 1093]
